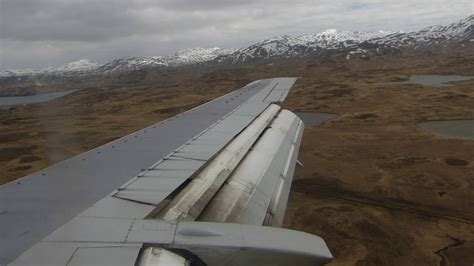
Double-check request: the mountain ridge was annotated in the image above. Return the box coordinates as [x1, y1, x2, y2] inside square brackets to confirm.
[1, 15, 472, 78]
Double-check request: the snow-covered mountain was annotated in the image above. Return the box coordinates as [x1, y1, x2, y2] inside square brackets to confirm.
[221, 15, 472, 62]
[1, 15, 471, 78]
[220, 30, 391, 62]
[174, 47, 234, 64]
[0, 48, 233, 77]
[371, 15, 473, 47]
[0, 59, 99, 77]
[97, 47, 233, 73]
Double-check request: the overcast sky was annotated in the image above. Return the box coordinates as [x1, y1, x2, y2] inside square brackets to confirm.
[0, 0, 472, 70]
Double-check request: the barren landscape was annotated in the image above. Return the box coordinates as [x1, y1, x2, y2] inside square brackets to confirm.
[281, 50, 474, 265]
[1, 45, 473, 265]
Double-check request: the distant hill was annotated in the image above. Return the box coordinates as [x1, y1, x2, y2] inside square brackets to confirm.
[1, 15, 472, 78]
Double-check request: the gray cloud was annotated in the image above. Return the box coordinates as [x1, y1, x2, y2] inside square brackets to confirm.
[0, 0, 472, 70]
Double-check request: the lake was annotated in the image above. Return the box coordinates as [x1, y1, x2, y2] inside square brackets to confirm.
[389, 75, 474, 87]
[0, 90, 76, 108]
[417, 120, 474, 140]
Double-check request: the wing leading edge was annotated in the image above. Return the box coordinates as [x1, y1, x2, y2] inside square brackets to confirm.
[8, 78, 332, 266]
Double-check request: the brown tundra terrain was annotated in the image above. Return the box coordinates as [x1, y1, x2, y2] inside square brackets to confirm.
[1, 46, 473, 265]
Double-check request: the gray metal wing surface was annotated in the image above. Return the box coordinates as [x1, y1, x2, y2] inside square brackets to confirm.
[2, 78, 332, 266]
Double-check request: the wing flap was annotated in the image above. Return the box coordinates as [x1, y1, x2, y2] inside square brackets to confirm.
[198, 110, 304, 226]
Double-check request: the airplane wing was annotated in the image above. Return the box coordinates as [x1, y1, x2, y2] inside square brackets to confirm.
[1, 78, 332, 266]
